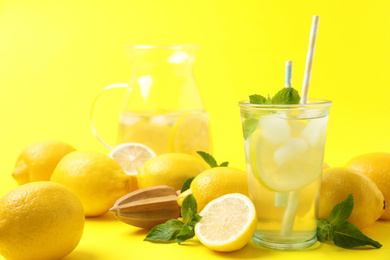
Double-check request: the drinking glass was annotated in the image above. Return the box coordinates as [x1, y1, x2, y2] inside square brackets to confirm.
[239, 99, 332, 250]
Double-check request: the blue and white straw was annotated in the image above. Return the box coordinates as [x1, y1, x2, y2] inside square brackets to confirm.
[285, 60, 293, 88]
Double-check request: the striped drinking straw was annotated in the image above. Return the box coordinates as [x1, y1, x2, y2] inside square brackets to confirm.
[300, 15, 320, 104]
[285, 60, 293, 88]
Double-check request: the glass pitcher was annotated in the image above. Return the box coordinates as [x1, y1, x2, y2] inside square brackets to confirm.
[90, 44, 212, 156]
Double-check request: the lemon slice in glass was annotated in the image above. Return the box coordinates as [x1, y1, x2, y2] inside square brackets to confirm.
[250, 128, 320, 192]
[109, 143, 156, 176]
[169, 114, 212, 156]
[194, 193, 257, 252]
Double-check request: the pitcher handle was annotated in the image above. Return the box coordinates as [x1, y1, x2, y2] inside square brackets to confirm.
[89, 83, 128, 149]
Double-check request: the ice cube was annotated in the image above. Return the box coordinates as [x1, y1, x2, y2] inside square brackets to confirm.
[259, 115, 290, 145]
[288, 120, 306, 137]
[273, 137, 308, 167]
[150, 114, 179, 126]
[119, 113, 141, 126]
[301, 116, 328, 146]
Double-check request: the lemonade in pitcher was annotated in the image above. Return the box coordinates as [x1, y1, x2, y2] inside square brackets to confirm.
[118, 110, 211, 156]
[90, 45, 211, 154]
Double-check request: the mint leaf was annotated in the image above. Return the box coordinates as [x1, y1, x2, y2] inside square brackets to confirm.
[219, 161, 229, 167]
[176, 224, 195, 244]
[181, 194, 198, 224]
[144, 219, 183, 242]
[328, 193, 354, 226]
[180, 177, 195, 193]
[145, 188, 202, 245]
[191, 213, 202, 224]
[317, 194, 382, 249]
[249, 94, 267, 104]
[333, 222, 382, 249]
[197, 151, 230, 168]
[271, 87, 300, 104]
[242, 118, 258, 140]
[197, 151, 218, 168]
[317, 219, 333, 242]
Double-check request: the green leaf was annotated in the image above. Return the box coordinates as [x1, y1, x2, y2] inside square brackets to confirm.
[176, 224, 195, 244]
[196, 151, 218, 168]
[219, 161, 229, 167]
[316, 194, 383, 249]
[145, 194, 202, 245]
[242, 118, 258, 140]
[144, 219, 183, 242]
[333, 222, 382, 249]
[271, 87, 300, 104]
[328, 193, 354, 226]
[328, 227, 335, 242]
[181, 194, 198, 224]
[317, 219, 333, 242]
[190, 213, 202, 225]
[180, 177, 195, 193]
[249, 94, 267, 104]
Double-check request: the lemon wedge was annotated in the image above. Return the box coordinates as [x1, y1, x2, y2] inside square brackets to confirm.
[194, 193, 257, 252]
[169, 114, 212, 156]
[109, 143, 156, 175]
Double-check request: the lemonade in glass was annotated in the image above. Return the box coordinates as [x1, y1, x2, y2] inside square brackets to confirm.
[239, 99, 331, 250]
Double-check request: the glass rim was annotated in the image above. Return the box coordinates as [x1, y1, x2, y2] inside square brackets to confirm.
[238, 98, 332, 109]
[125, 44, 201, 50]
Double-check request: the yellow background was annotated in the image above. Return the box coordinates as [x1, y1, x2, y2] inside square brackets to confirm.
[1, 0, 390, 259]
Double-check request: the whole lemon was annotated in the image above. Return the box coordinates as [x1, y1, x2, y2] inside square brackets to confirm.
[51, 151, 132, 217]
[137, 153, 210, 191]
[345, 152, 390, 220]
[318, 167, 385, 230]
[12, 140, 76, 185]
[0, 182, 84, 260]
[178, 167, 249, 212]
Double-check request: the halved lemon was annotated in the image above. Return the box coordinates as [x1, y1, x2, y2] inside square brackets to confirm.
[194, 193, 257, 252]
[169, 114, 212, 156]
[109, 143, 156, 175]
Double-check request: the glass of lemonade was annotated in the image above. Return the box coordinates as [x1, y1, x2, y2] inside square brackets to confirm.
[239, 99, 332, 251]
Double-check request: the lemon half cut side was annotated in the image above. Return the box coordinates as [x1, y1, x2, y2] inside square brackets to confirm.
[109, 142, 156, 175]
[195, 193, 257, 252]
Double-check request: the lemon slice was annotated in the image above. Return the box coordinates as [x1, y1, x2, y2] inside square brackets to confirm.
[109, 143, 156, 175]
[169, 114, 212, 156]
[250, 129, 320, 192]
[194, 193, 257, 252]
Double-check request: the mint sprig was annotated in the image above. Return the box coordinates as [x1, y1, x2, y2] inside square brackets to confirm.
[317, 194, 382, 249]
[249, 87, 300, 105]
[196, 151, 229, 168]
[144, 194, 202, 244]
[244, 87, 301, 140]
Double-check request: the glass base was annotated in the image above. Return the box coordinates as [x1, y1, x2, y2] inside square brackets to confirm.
[252, 234, 317, 251]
